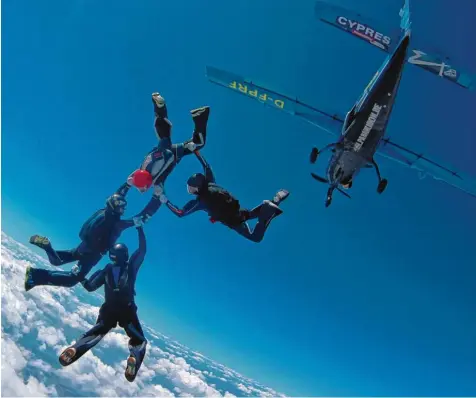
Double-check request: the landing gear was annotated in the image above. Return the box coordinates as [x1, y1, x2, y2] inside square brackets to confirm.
[371, 159, 388, 195]
[325, 187, 334, 208]
[310, 143, 338, 164]
[377, 179, 388, 194]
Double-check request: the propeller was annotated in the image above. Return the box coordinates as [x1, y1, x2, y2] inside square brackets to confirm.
[310, 148, 319, 164]
[310, 173, 328, 183]
[336, 187, 352, 199]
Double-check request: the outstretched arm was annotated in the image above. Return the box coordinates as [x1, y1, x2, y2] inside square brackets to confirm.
[112, 218, 136, 244]
[165, 197, 204, 218]
[81, 268, 107, 292]
[194, 150, 215, 183]
[135, 190, 163, 222]
[152, 184, 204, 219]
[115, 181, 132, 197]
[129, 227, 147, 273]
[181, 131, 206, 157]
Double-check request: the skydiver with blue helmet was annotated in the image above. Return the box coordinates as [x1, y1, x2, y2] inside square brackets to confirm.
[59, 225, 147, 383]
[157, 151, 290, 243]
[116, 92, 210, 221]
[24, 193, 144, 291]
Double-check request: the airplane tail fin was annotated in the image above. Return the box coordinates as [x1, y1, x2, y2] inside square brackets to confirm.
[399, 0, 411, 37]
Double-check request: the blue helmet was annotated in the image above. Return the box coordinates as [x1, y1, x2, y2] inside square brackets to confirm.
[109, 243, 129, 264]
[106, 194, 127, 215]
[186, 173, 207, 194]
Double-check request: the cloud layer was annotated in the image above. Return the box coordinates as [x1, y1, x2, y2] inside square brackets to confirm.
[1, 232, 285, 397]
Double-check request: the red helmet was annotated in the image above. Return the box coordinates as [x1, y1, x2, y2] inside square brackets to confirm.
[130, 170, 153, 192]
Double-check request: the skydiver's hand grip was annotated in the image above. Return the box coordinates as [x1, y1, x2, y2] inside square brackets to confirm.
[153, 184, 164, 196]
[184, 140, 197, 152]
[133, 216, 144, 228]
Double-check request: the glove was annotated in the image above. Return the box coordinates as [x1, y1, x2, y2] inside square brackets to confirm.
[71, 264, 81, 276]
[154, 184, 165, 196]
[133, 216, 145, 228]
[159, 194, 168, 204]
[126, 172, 135, 187]
[184, 140, 197, 152]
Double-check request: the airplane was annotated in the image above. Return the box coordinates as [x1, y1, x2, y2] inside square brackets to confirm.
[205, 1, 476, 207]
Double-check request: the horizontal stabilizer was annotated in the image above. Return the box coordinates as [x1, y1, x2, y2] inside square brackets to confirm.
[314, 1, 475, 90]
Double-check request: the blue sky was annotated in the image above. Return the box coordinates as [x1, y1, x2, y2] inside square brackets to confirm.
[2, 0, 476, 396]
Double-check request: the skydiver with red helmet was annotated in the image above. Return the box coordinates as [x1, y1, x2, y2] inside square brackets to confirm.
[116, 92, 210, 221]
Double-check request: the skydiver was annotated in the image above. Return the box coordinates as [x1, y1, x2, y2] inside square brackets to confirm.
[116, 92, 210, 222]
[24, 193, 144, 291]
[157, 151, 290, 243]
[58, 225, 147, 383]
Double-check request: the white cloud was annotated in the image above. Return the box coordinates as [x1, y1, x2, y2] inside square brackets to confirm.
[1, 336, 57, 397]
[37, 325, 66, 348]
[237, 383, 253, 394]
[141, 384, 175, 397]
[29, 359, 53, 373]
[102, 331, 129, 351]
[1, 336, 28, 372]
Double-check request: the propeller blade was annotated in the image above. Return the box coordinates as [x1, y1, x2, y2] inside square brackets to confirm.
[337, 187, 352, 199]
[311, 173, 329, 183]
[310, 148, 319, 164]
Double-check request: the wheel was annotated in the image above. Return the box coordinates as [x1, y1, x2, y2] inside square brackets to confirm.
[377, 179, 388, 194]
[310, 147, 319, 164]
[325, 196, 332, 207]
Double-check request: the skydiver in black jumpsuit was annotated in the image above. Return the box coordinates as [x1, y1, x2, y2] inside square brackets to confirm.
[157, 151, 290, 243]
[58, 226, 147, 382]
[25, 193, 143, 291]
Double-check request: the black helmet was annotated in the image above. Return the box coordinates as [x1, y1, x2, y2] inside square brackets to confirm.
[106, 194, 127, 215]
[109, 243, 129, 264]
[186, 173, 207, 194]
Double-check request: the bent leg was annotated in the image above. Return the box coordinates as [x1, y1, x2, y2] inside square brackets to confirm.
[241, 190, 289, 222]
[152, 95, 172, 143]
[29, 254, 101, 289]
[59, 308, 114, 366]
[243, 205, 263, 221]
[47, 249, 78, 266]
[30, 235, 78, 266]
[232, 202, 283, 243]
[232, 222, 257, 241]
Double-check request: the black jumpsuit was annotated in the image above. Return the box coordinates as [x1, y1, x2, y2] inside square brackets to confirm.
[165, 152, 282, 243]
[59, 227, 147, 380]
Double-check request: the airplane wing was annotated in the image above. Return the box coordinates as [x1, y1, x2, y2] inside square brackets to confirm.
[314, 1, 476, 90]
[377, 138, 476, 198]
[206, 66, 344, 137]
